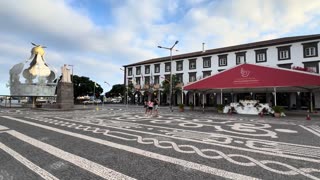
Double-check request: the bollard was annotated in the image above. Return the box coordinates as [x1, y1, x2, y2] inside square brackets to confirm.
[306, 114, 311, 120]
[259, 112, 264, 118]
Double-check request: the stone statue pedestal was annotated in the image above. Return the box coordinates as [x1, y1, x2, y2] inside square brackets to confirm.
[56, 82, 74, 109]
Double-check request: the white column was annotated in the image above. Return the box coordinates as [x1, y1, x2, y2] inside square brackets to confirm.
[202, 93, 205, 112]
[158, 89, 161, 105]
[274, 87, 277, 106]
[220, 89, 223, 104]
[181, 90, 184, 104]
[310, 92, 313, 112]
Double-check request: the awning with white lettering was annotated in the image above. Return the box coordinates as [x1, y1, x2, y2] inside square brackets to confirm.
[183, 63, 320, 93]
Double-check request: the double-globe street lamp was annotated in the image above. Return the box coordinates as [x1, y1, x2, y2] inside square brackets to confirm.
[158, 40, 179, 112]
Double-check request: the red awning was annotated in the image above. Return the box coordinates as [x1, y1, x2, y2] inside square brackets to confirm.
[183, 63, 320, 92]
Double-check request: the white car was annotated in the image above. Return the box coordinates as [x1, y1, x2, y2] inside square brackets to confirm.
[83, 99, 102, 104]
[94, 99, 102, 104]
[111, 98, 121, 103]
[83, 100, 94, 104]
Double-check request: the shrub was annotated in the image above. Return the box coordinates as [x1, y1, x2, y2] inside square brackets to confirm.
[189, 103, 194, 110]
[217, 104, 224, 112]
[272, 106, 284, 113]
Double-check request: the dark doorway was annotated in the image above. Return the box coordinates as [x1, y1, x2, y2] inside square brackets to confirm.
[277, 93, 289, 107]
[255, 93, 267, 103]
[237, 93, 252, 101]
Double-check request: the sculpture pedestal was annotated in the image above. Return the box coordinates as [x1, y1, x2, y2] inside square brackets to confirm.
[56, 82, 74, 109]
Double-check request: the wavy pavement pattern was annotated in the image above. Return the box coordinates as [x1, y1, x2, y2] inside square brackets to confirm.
[25, 116, 320, 180]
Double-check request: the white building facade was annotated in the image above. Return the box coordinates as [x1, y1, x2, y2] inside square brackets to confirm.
[123, 34, 320, 110]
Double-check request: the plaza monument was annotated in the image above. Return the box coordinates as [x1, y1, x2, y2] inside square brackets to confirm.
[9, 43, 57, 98]
[9, 43, 74, 109]
[56, 64, 74, 109]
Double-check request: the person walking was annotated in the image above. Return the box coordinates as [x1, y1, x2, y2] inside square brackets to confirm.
[144, 100, 148, 115]
[153, 98, 159, 116]
[148, 100, 154, 116]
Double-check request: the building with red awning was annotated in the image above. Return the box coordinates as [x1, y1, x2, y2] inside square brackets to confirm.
[123, 34, 320, 111]
[184, 63, 320, 92]
[184, 63, 320, 111]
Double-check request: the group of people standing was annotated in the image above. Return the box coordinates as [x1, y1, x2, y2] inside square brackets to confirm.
[144, 99, 159, 116]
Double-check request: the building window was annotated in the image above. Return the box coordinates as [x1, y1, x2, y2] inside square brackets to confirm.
[203, 71, 211, 78]
[145, 65, 150, 74]
[128, 68, 132, 76]
[277, 63, 292, 69]
[203, 56, 211, 68]
[303, 42, 319, 58]
[154, 64, 160, 73]
[176, 73, 183, 83]
[218, 54, 228, 66]
[136, 77, 141, 85]
[164, 75, 170, 82]
[189, 72, 197, 82]
[128, 78, 132, 85]
[255, 49, 267, 63]
[165, 62, 171, 72]
[303, 61, 319, 73]
[189, 59, 196, 70]
[145, 76, 150, 85]
[277, 46, 291, 60]
[235, 52, 246, 65]
[176, 61, 183, 71]
[136, 67, 141, 75]
[154, 76, 160, 84]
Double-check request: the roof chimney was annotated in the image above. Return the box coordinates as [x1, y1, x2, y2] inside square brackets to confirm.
[202, 42, 205, 52]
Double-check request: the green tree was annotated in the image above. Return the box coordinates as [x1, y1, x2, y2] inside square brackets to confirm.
[161, 75, 181, 95]
[105, 84, 125, 97]
[72, 75, 103, 98]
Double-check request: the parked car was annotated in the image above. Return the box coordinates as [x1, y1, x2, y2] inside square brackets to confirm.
[83, 99, 102, 104]
[94, 99, 102, 104]
[111, 98, 121, 103]
[83, 100, 94, 104]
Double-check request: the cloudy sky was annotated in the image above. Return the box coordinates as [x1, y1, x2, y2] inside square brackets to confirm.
[1, 0, 320, 95]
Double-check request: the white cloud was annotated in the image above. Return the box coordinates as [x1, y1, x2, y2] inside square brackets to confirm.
[0, 0, 320, 94]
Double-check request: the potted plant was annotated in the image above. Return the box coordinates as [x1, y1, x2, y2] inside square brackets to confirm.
[178, 104, 184, 112]
[272, 106, 284, 118]
[189, 103, 194, 111]
[217, 104, 224, 113]
[35, 102, 42, 108]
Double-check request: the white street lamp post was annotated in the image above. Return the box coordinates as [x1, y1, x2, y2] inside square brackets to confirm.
[104, 81, 110, 106]
[158, 40, 179, 112]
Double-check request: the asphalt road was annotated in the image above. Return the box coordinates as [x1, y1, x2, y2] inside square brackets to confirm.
[0, 105, 320, 180]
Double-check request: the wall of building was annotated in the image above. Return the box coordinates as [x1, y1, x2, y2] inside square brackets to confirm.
[125, 38, 320, 109]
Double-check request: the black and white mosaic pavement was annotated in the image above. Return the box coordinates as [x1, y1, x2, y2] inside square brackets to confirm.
[0, 105, 320, 179]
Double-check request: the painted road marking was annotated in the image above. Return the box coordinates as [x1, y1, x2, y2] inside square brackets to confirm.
[2, 116, 260, 180]
[0, 125, 9, 131]
[0, 127, 135, 180]
[300, 125, 320, 138]
[0, 141, 59, 180]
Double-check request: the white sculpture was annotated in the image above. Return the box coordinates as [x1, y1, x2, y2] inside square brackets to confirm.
[61, 64, 71, 83]
[224, 100, 274, 115]
[23, 43, 55, 84]
[9, 43, 58, 96]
